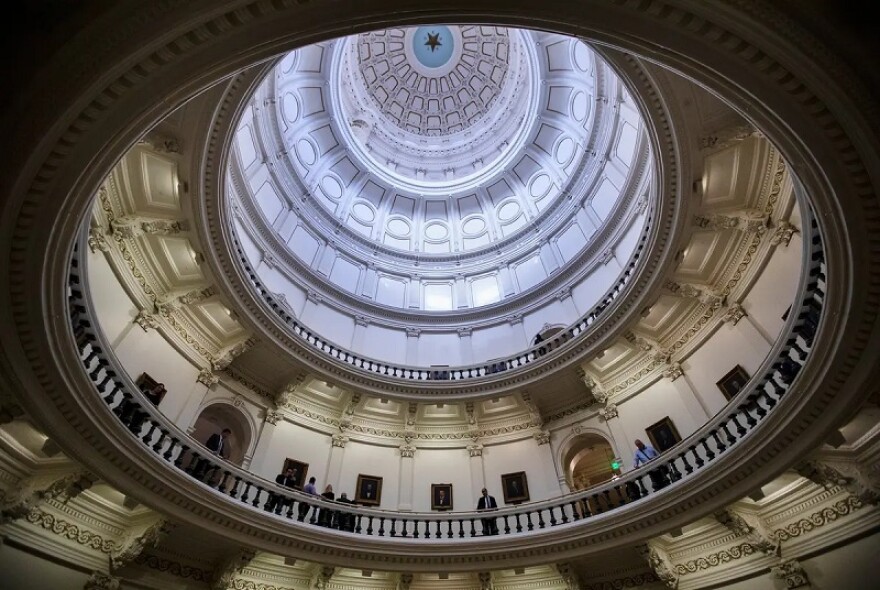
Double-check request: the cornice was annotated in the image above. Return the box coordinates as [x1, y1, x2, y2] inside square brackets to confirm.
[1, 0, 878, 576]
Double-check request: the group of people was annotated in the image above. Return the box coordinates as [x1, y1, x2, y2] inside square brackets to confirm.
[268, 468, 357, 531]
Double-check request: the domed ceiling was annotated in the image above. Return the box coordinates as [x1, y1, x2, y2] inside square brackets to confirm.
[227, 25, 652, 358]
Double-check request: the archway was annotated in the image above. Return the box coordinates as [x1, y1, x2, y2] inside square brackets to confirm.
[190, 403, 252, 467]
[561, 433, 618, 491]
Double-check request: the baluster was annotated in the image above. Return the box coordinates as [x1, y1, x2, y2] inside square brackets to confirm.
[637, 476, 649, 497]
[152, 430, 168, 453]
[365, 516, 374, 535]
[400, 519, 408, 537]
[592, 493, 603, 513]
[141, 422, 158, 444]
[730, 414, 747, 437]
[514, 513, 523, 533]
[355, 514, 363, 534]
[667, 459, 682, 482]
[286, 501, 295, 520]
[102, 380, 121, 405]
[412, 519, 420, 539]
[217, 471, 230, 493]
[241, 482, 252, 504]
[538, 508, 546, 528]
[503, 515, 511, 534]
[614, 485, 627, 507]
[602, 490, 613, 512]
[721, 421, 736, 445]
[378, 517, 385, 537]
[230, 477, 242, 499]
[560, 502, 569, 523]
[680, 452, 693, 475]
[253, 486, 264, 508]
[689, 445, 704, 468]
[700, 438, 715, 461]
[435, 520, 441, 539]
[448, 520, 455, 539]
[712, 430, 726, 453]
[170, 441, 185, 464]
[389, 518, 396, 537]
[459, 519, 466, 538]
[525, 511, 534, 531]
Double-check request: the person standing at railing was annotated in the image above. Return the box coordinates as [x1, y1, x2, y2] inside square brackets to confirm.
[318, 484, 336, 526]
[267, 467, 298, 514]
[335, 492, 355, 531]
[476, 488, 499, 535]
[298, 476, 318, 521]
[195, 428, 231, 481]
[632, 439, 670, 491]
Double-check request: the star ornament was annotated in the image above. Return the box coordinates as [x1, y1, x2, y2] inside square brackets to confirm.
[424, 32, 442, 52]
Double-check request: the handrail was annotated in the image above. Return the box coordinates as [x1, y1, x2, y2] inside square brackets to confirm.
[229, 214, 654, 383]
[68, 208, 824, 541]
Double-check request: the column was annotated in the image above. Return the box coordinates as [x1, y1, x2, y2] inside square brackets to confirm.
[405, 328, 420, 365]
[600, 404, 629, 467]
[175, 378, 212, 430]
[350, 316, 370, 350]
[248, 410, 281, 474]
[534, 432, 563, 495]
[325, 434, 348, 490]
[397, 443, 416, 511]
[468, 443, 486, 499]
[665, 363, 711, 421]
[457, 327, 474, 364]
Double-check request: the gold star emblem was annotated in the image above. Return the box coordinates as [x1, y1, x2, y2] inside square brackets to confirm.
[424, 32, 442, 52]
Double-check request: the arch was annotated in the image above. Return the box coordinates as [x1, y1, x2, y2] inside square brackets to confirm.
[190, 402, 253, 466]
[557, 429, 618, 490]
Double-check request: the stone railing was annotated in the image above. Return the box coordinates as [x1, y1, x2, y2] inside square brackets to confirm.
[231, 217, 653, 383]
[68, 209, 824, 541]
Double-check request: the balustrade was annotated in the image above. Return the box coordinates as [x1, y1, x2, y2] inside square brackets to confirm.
[66, 209, 825, 542]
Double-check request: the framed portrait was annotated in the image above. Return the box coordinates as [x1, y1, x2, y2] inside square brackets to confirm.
[717, 364, 750, 401]
[646, 417, 681, 453]
[501, 471, 530, 504]
[355, 474, 382, 506]
[281, 458, 308, 489]
[431, 483, 453, 511]
[135, 372, 166, 406]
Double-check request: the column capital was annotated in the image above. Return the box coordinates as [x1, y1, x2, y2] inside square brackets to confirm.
[399, 444, 416, 458]
[771, 559, 810, 588]
[722, 303, 747, 325]
[599, 403, 618, 421]
[196, 368, 219, 388]
[331, 434, 349, 448]
[467, 443, 484, 457]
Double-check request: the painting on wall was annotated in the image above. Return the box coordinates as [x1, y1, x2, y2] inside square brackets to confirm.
[646, 417, 681, 453]
[135, 372, 166, 406]
[501, 471, 530, 504]
[355, 474, 383, 506]
[281, 458, 308, 489]
[431, 483, 453, 511]
[717, 364, 750, 401]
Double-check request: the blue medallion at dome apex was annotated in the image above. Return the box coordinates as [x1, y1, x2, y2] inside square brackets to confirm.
[412, 26, 454, 68]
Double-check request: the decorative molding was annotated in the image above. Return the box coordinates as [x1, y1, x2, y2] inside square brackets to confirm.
[771, 559, 811, 588]
[399, 444, 416, 458]
[134, 552, 211, 581]
[84, 572, 121, 590]
[197, 369, 220, 388]
[662, 362, 684, 382]
[467, 444, 484, 457]
[134, 309, 159, 331]
[264, 409, 281, 425]
[771, 496, 863, 543]
[213, 549, 257, 590]
[331, 434, 348, 449]
[794, 461, 878, 505]
[25, 507, 115, 553]
[674, 542, 756, 575]
[88, 227, 111, 253]
[722, 303, 746, 325]
[533, 431, 551, 445]
[770, 221, 799, 247]
[599, 403, 618, 421]
[110, 517, 174, 571]
[2, 471, 96, 524]
[639, 543, 678, 589]
[713, 508, 778, 556]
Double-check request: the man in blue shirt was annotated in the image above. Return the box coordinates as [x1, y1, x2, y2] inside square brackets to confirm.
[632, 439, 659, 467]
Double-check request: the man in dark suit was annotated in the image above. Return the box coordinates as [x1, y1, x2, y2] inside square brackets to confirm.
[476, 487, 498, 535]
[205, 428, 232, 458]
[195, 428, 231, 480]
[435, 487, 450, 510]
[267, 467, 298, 514]
[335, 491, 355, 531]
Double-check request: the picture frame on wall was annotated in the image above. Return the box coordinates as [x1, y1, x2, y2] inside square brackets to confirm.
[135, 372, 166, 406]
[355, 474, 383, 506]
[281, 458, 308, 489]
[431, 483, 453, 511]
[716, 364, 751, 401]
[646, 417, 681, 453]
[501, 471, 530, 504]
